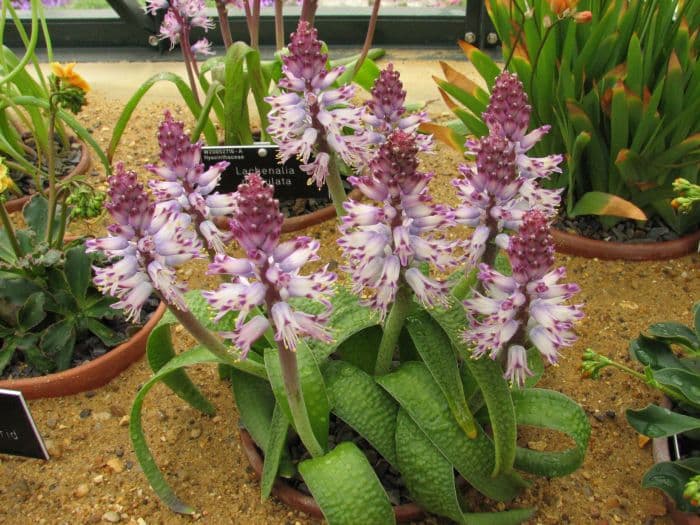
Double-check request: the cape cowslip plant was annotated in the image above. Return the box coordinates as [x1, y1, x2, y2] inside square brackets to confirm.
[583, 303, 700, 514]
[0, 62, 119, 376]
[431, 0, 700, 234]
[94, 78, 590, 524]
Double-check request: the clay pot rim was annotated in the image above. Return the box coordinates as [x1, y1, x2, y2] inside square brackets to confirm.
[651, 397, 700, 525]
[552, 226, 700, 261]
[4, 136, 92, 214]
[238, 428, 425, 522]
[0, 302, 166, 400]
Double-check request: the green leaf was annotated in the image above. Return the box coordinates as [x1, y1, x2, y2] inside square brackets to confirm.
[626, 404, 700, 438]
[458, 40, 501, 90]
[511, 389, 591, 477]
[405, 310, 478, 440]
[231, 368, 276, 451]
[264, 340, 330, 451]
[694, 302, 700, 339]
[298, 442, 395, 525]
[395, 409, 534, 525]
[84, 295, 119, 318]
[377, 362, 527, 502]
[22, 194, 49, 240]
[0, 276, 42, 304]
[0, 339, 15, 375]
[224, 42, 254, 145]
[428, 301, 517, 480]
[323, 360, 398, 466]
[107, 73, 217, 160]
[307, 288, 379, 361]
[336, 324, 382, 374]
[85, 318, 125, 347]
[630, 335, 687, 371]
[571, 191, 646, 220]
[17, 291, 45, 332]
[39, 318, 76, 371]
[642, 459, 700, 514]
[131, 346, 228, 514]
[336, 56, 381, 92]
[525, 347, 544, 388]
[648, 322, 699, 351]
[260, 403, 289, 500]
[64, 245, 92, 304]
[653, 368, 700, 405]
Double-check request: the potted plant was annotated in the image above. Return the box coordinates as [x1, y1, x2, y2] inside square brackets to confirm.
[428, 0, 700, 260]
[107, 1, 388, 233]
[583, 306, 700, 523]
[1, 0, 110, 213]
[0, 59, 164, 399]
[87, 70, 591, 524]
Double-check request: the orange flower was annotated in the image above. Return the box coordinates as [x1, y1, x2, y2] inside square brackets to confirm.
[573, 10, 593, 23]
[50, 62, 90, 93]
[549, 0, 577, 15]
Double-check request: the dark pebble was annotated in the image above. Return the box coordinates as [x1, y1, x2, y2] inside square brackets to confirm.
[79, 408, 92, 419]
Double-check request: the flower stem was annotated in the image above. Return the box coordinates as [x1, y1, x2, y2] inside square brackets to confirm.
[374, 283, 412, 375]
[53, 190, 69, 249]
[45, 101, 58, 244]
[277, 341, 325, 457]
[164, 303, 267, 379]
[325, 153, 347, 218]
[274, 0, 284, 50]
[215, 0, 233, 49]
[0, 199, 22, 258]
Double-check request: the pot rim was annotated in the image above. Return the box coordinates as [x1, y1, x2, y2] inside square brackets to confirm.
[552, 227, 700, 261]
[5, 136, 92, 214]
[238, 428, 425, 522]
[0, 302, 166, 400]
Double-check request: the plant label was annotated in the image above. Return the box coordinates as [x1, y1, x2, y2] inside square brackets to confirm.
[202, 144, 329, 199]
[0, 389, 49, 460]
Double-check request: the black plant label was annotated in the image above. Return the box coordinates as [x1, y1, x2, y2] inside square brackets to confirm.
[202, 144, 329, 200]
[0, 389, 49, 460]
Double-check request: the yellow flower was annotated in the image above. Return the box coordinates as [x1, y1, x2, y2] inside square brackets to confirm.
[0, 159, 20, 196]
[50, 62, 90, 93]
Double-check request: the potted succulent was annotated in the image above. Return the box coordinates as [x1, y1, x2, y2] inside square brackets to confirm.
[107, 2, 387, 233]
[583, 305, 700, 523]
[428, 0, 700, 260]
[0, 58, 164, 399]
[87, 70, 591, 524]
[0, 0, 110, 213]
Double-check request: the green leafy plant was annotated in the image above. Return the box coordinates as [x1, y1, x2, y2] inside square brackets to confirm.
[0, 0, 110, 193]
[430, 0, 700, 233]
[583, 303, 700, 513]
[0, 192, 126, 375]
[107, 0, 384, 157]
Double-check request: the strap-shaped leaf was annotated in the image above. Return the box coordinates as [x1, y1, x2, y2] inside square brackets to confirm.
[377, 362, 527, 502]
[336, 324, 382, 374]
[264, 340, 330, 451]
[17, 292, 45, 333]
[106, 72, 217, 161]
[642, 458, 700, 514]
[65, 245, 91, 304]
[653, 368, 700, 405]
[224, 42, 253, 144]
[299, 442, 395, 525]
[323, 360, 398, 466]
[626, 403, 700, 438]
[511, 389, 590, 477]
[630, 335, 687, 371]
[428, 301, 517, 477]
[130, 346, 227, 514]
[260, 403, 289, 500]
[395, 409, 533, 525]
[405, 310, 477, 439]
[230, 368, 275, 450]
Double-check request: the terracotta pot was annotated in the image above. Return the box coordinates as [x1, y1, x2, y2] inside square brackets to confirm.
[239, 429, 425, 522]
[0, 302, 166, 400]
[5, 136, 92, 214]
[552, 227, 700, 261]
[651, 398, 700, 525]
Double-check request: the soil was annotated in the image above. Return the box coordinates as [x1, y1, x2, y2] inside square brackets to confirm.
[0, 95, 698, 525]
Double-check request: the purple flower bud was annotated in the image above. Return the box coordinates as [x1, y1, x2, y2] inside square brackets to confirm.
[283, 21, 328, 85]
[483, 72, 531, 143]
[507, 210, 555, 284]
[229, 173, 284, 260]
